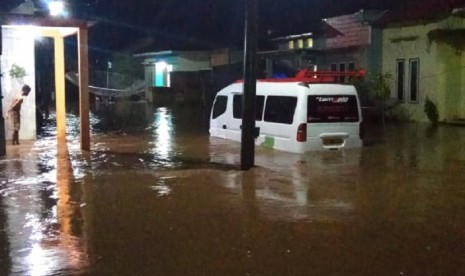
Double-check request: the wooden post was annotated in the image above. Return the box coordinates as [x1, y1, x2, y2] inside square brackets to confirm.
[78, 27, 90, 151]
[54, 36, 66, 143]
[241, 0, 258, 170]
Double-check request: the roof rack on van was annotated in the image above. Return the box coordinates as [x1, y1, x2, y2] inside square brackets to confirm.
[235, 69, 367, 84]
[295, 69, 367, 83]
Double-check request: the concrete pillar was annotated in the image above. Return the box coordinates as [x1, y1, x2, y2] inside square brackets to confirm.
[78, 27, 90, 151]
[54, 36, 66, 142]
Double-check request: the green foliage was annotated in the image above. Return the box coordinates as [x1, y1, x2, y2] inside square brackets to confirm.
[351, 73, 393, 125]
[370, 73, 392, 102]
[351, 73, 392, 105]
[9, 64, 27, 79]
[351, 76, 370, 105]
[424, 97, 439, 123]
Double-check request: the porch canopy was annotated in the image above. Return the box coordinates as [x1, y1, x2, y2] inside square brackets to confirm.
[1, 14, 91, 150]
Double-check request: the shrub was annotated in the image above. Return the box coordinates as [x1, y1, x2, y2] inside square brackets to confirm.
[424, 97, 439, 123]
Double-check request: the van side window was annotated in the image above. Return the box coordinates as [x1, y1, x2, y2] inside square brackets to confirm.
[233, 95, 242, 119]
[212, 95, 228, 119]
[307, 95, 359, 123]
[233, 95, 265, 121]
[255, 96, 265, 120]
[264, 96, 297, 124]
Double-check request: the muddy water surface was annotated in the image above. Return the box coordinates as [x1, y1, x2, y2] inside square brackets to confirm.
[1, 103, 465, 275]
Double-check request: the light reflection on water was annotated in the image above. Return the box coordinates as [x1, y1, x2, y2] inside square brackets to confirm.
[1, 144, 88, 275]
[150, 107, 174, 160]
[1, 103, 465, 275]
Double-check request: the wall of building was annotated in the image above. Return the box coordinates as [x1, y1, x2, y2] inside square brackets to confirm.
[143, 63, 155, 102]
[436, 41, 465, 120]
[1, 27, 36, 140]
[322, 47, 369, 71]
[177, 52, 211, 71]
[382, 16, 465, 122]
[367, 27, 384, 77]
[435, 16, 465, 120]
[382, 23, 437, 122]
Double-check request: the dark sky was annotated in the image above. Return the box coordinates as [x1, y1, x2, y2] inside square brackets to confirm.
[2, 0, 413, 52]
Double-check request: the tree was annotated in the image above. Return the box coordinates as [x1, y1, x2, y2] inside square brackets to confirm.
[352, 73, 392, 126]
[371, 73, 392, 126]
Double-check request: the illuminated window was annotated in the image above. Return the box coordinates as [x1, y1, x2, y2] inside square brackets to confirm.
[289, 40, 294, 49]
[297, 39, 304, 49]
[154, 62, 173, 87]
[307, 38, 313, 48]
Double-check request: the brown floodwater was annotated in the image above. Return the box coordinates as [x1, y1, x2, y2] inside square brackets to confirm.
[1, 102, 465, 275]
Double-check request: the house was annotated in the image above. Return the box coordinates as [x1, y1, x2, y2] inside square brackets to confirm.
[260, 31, 316, 78]
[260, 10, 384, 82]
[134, 48, 244, 107]
[133, 50, 211, 104]
[378, 0, 465, 122]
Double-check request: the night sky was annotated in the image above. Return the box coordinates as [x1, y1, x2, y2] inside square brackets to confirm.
[2, 0, 413, 53]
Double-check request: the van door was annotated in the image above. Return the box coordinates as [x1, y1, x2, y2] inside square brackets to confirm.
[227, 94, 244, 141]
[227, 94, 266, 142]
[259, 95, 298, 151]
[209, 95, 229, 138]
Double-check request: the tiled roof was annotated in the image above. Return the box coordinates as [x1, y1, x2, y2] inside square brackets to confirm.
[376, 0, 465, 26]
[324, 13, 371, 49]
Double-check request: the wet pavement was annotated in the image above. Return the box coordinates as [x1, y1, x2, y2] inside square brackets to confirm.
[1, 102, 465, 275]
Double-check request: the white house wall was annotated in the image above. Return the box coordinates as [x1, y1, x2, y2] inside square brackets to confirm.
[382, 16, 465, 122]
[1, 27, 36, 140]
[382, 23, 437, 122]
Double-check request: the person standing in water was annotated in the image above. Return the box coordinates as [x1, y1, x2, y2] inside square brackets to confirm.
[6, 84, 31, 145]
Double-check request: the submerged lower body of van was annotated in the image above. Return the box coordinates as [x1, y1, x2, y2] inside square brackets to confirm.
[209, 123, 362, 154]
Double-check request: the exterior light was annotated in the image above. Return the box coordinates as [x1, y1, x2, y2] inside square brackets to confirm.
[48, 1, 65, 17]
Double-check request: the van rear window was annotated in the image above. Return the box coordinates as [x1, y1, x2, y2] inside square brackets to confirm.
[307, 95, 359, 123]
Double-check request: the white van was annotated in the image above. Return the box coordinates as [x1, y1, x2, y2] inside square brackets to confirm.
[209, 70, 364, 153]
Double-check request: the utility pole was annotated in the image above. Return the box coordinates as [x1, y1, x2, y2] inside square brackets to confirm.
[0, 21, 5, 156]
[241, 0, 258, 170]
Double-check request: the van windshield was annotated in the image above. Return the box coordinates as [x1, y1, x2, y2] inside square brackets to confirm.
[307, 95, 359, 123]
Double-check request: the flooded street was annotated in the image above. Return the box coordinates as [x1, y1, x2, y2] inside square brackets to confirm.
[1, 102, 465, 275]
